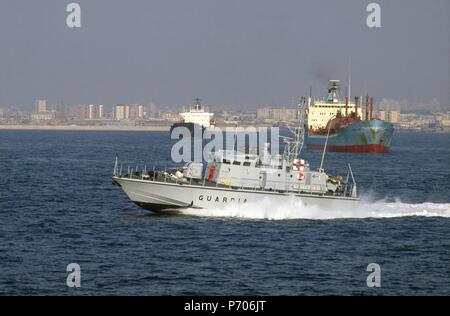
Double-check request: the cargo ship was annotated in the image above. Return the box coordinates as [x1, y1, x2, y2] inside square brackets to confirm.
[305, 80, 394, 153]
[170, 98, 215, 136]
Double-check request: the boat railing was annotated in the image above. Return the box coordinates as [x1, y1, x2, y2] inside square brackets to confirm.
[114, 159, 358, 199]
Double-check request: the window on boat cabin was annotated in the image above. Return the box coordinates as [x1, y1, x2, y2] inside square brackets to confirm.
[243, 161, 251, 167]
[222, 159, 231, 164]
[233, 161, 241, 166]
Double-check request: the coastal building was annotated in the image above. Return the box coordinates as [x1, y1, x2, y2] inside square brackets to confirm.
[389, 111, 399, 123]
[99, 104, 104, 119]
[88, 104, 104, 120]
[35, 99, 47, 114]
[256, 107, 299, 123]
[129, 104, 144, 120]
[69, 105, 88, 120]
[114, 104, 128, 120]
[161, 112, 180, 122]
[378, 110, 399, 123]
[147, 102, 158, 118]
[31, 112, 55, 122]
[256, 107, 272, 120]
[55, 104, 66, 122]
[440, 113, 450, 131]
[114, 104, 144, 120]
[272, 108, 298, 122]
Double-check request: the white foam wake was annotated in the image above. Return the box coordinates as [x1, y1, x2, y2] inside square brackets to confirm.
[181, 196, 450, 220]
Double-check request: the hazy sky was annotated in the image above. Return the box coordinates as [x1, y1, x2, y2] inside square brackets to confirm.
[0, 0, 449, 109]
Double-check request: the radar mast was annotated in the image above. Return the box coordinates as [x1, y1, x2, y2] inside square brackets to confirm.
[282, 97, 306, 161]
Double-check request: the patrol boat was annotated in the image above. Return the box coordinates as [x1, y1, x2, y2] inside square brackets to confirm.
[112, 105, 359, 213]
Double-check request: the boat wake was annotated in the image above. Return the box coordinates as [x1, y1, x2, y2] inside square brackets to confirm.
[180, 196, 450, 220]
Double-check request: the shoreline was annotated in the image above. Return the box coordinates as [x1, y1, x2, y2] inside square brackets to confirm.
[0, 125, 171, 132]
[0, 124, 448, 133]
[0, 124, 271, 132]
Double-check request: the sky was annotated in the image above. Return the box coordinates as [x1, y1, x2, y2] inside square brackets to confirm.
[0, 0, 449, 110]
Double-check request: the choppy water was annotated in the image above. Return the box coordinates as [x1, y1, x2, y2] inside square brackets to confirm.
[0, 130, 449, 295]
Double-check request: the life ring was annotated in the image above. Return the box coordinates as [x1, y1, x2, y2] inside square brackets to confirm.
[297, 172, 305, 181]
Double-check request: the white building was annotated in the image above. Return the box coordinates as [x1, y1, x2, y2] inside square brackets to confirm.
[88, 104, 104, 120]
[114, 104, 128, 120]
[378, 110, 399, 123]
[98, 104, 104, 119]
[35, 99, 47, 114]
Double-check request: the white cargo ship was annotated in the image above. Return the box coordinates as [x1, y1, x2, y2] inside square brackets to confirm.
[170, 98, 215, 134]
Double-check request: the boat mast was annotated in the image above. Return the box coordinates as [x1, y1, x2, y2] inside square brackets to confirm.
[282, 97, 306, 161]
[319, 122, 332, 172]
[348, 57, 352, 102]
[193, 97, 202, 111]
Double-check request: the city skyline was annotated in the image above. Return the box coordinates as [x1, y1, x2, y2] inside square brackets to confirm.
[1, 92, 448, 115]
[1, 96, 449, 133]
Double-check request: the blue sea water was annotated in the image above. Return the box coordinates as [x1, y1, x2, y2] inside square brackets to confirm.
[0, 130, 449, 295]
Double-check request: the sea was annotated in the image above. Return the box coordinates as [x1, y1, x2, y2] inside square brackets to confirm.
[0, 130, 449, 295]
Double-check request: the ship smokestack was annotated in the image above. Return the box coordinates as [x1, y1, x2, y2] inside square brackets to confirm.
[365, 95, 369, 121]
[355, 96, 359, 117]
[370, 97, 374, 120]
[345, 96, 349, 116]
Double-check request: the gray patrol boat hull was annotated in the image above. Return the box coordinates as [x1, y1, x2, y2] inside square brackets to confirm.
[113, 176, 358, 213]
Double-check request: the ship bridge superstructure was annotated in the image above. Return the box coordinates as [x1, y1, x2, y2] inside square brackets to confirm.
[308, 80, 358, 132]
[179, 98, 214, 128]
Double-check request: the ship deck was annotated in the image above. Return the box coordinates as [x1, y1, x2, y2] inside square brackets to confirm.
[113, 171, 358, 200]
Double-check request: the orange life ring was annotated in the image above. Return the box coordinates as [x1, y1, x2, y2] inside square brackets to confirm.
[297, 172, 305, 180]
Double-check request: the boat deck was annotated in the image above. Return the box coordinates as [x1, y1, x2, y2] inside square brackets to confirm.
[113, 171, 357, 199]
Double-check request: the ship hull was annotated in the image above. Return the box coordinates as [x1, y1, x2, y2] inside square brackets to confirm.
[113, 177, 358, 213]
[306, 119, 394, 153]
[170, 122, 205, 136]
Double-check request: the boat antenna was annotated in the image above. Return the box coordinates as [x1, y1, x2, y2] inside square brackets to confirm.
[348, 57, 352, 100]
[233, 122, 238, 155]
[348, 74, 351, 101]
[319, 116, 333, 172]
[193, 97, 202, 111]
[113, 156, 118, 176]
[282, 98, 305, 161]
